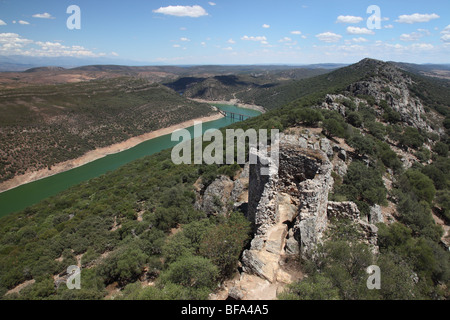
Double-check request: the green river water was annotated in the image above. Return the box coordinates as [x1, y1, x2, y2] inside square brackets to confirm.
[0, 104, 261, 218]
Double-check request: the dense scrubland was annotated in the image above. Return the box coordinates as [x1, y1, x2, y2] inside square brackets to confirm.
[0, 78, 214, 183]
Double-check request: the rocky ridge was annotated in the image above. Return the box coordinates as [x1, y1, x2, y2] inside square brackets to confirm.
[319, 59, 434, 132]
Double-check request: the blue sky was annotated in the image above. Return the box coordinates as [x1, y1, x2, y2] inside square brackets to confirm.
[0, 0, 449, 65]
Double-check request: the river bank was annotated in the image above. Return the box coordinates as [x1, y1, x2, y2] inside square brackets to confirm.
[190, 98, 266, 114]
[0, 112, 224, 193]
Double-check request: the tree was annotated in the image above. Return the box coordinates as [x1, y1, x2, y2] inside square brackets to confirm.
[278, 275, 340, 300]
[301, 240, 376, 300]
[161, 255, 218, 290]
[402, 169, 436, 205]
[347, 112, 363, 128]
[294, 108, 324, 126]
[400, 127, 424, 149]
[98, 245, 148, 286]
[199, 212, 251, 278]
[376, 253, 419, 300]
[162, 233, 195, 264]
[348, 133, 376, 156]
[433, 142, 449, 157]
[333, 161, 387, 214]
[322, 118, 346, 138]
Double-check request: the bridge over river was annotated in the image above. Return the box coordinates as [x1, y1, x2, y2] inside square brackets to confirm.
[218, 109, 252, 121]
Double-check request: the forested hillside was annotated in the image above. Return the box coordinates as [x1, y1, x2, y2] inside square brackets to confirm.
[0, 78, 214, 183]
[164, 68, 330, 101]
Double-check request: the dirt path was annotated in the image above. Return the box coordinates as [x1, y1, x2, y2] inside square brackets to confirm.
[0, 113, 224, 193]
[432, 212, 450, 248]
[5, 279, 35, 296]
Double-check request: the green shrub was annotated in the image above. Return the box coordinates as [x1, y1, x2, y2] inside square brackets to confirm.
[400, 127, 424, 149]
[199, 212, 251, 278]
[98, 245, 148, 286]
[401, 170, 436, 205]
[322, 118, 346, 138]
[433, 142, 449, 157]
[332, 161, 387, 214]
[160, 255, 218, 290]
[278, 275, 340, 300]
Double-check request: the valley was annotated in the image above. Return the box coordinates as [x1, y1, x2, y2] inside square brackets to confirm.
[0, 58, 449, 302]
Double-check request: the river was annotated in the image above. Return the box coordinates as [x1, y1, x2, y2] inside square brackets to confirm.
[0, 104, 261, 218]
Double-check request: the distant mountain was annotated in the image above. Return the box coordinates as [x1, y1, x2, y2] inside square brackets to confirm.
[165, 68, 333, 100]
[23, 67, 67, 73]
[0, 55, 146, 72]
[391, 61, 450, 80]
[299, 63, 348, 69]
[392, 61, 450, 72]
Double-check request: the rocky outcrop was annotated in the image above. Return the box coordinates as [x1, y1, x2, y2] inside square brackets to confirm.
[317, 60, 434, 133]
[195, 165, 250, 217]
[369, 204, 384, 224]
[327, 201, 361, 221]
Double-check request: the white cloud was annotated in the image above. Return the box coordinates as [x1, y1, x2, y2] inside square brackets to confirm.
[441, 25, 450, 34]
[316, 32, 342, 43]
[400, 29, 430, 42]
[201, 42, 206, 46]
[417, 28, 430, 35]
[0, 20, 6, 26]
[279, 37, 292, 42]
[279, 37, 297, 46]
[400, 33, 421, 41]
[180, 27, 187, 31]
[18, 20, 30, 25]
[223, 47, 233, 51]
[173, 44, 181, 48]
[241, 35, 267, 42]
[180, 37, 190, 42]
[208, 2, 216, 6]
[396, 13, 439, 24]
[227, 39, 236, 44]
[32, 13, 55, 19]
[291, 31, 302, 35]
[411, 43, 434, 50]
[441, 34, 450, 43]
[353, 37, 368, 43]
[153, 5, 208, 18]
[346, 26, 375, 35]
[441, 25, 450, 42]
[262, 24, 270, 29]
[336, 15, 363, 24]
[111, 52, 119, 57]
[384, 24, 394, 29]
[0, 32, 104, 57]
[35, 41, 66, 48]
[0, 33, 33, 49]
